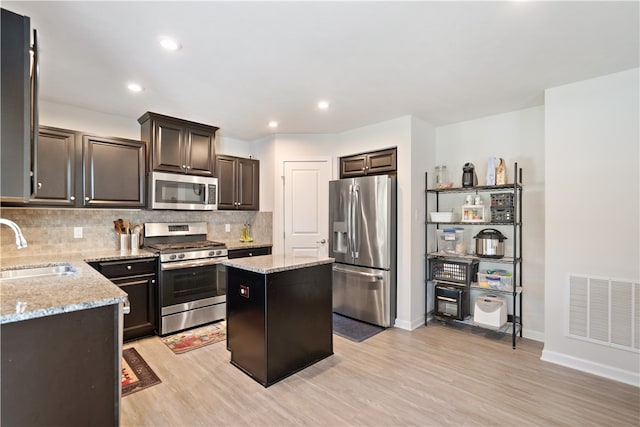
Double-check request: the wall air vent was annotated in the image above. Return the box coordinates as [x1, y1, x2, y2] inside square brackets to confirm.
[569, 275, 639, 352]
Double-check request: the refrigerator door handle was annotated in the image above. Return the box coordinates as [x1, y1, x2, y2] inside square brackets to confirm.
[333, 265, 384, 280]
[348, 184, 355, 258]
[353, 184, 360, 258]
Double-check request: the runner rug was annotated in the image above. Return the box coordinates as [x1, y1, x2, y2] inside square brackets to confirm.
[160, 321, 226, 354]
[122, 347, 161, 397]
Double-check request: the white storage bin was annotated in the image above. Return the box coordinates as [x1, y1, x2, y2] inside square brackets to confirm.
[430, 212, 459, 223]
[473, 295, 507, 330]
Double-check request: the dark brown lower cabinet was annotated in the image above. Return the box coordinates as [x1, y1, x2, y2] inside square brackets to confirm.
[1, 304, 121, 426]
[89, 257, 158, 341]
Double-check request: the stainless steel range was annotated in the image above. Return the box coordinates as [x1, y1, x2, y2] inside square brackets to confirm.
[144, 222, 227, 335]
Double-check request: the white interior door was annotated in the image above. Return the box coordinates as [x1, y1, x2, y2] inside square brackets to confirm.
[283, 160, 330, 257]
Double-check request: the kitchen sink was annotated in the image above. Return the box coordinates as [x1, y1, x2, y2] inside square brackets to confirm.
[0, 263, 77, 281]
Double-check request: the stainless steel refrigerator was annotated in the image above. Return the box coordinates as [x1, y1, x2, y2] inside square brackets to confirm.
[329, 174, 396, 327]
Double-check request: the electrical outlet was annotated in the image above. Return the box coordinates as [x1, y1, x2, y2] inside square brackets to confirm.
[225, 224, 231, 233]
[73, 227, 83, 239]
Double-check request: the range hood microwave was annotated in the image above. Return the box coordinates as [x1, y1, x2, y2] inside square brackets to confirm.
[150, 171, 218, 210]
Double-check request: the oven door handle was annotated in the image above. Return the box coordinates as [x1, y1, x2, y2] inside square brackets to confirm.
[161, 257, 228, 271]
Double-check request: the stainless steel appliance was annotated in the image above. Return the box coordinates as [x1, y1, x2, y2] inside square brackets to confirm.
[474, 228, 507, 258]
[143, 222, 227, 335]
[150, 171, 218, 210]
[329, 174, 396, 327]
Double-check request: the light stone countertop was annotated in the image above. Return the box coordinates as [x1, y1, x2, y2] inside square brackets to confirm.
[222, 253, 334, 275]
[0, 249, 157, 324]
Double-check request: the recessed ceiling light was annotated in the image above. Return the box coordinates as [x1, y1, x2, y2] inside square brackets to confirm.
[127, 83, 143, 92]
[268, 121, 279, 128]
[160, 37, 180, 51]
[317, 100, 329, 110]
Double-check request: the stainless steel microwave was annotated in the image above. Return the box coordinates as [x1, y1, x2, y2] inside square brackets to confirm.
[150, 171, 218, 210]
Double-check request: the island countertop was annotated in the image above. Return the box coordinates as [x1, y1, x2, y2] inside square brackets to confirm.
[222, 254, 334, 275]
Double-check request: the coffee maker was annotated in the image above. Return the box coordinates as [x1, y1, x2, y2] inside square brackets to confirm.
[462, 163, 478, 187]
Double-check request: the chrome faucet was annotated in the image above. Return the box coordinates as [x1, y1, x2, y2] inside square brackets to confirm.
[0, 218, 28, 249]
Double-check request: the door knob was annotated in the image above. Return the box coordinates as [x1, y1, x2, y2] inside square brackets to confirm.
[317, 239, 326, 244]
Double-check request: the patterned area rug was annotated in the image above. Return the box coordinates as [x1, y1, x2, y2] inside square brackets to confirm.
[160, 321, 226, 354]
[332, 313, 385, 342]
[122, 348, 161, 397]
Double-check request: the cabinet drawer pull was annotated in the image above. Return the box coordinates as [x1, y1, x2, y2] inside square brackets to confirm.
[126, 265, 132, 270]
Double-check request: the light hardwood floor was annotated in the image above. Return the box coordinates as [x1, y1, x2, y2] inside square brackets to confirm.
[122, 322, 639, 426]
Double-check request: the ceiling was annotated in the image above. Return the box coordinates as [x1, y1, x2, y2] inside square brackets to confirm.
[3, 1, 639, 141]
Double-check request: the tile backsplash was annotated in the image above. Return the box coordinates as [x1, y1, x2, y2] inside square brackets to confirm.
[0, 208, 272, 258]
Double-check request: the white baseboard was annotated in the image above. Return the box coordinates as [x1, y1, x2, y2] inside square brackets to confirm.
[523, 329, 544, 342]
[393, 317, 423, 331]
[541, 349, 640, 387]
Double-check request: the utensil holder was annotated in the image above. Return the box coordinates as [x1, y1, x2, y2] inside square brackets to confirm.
[119, 234, 130, 252]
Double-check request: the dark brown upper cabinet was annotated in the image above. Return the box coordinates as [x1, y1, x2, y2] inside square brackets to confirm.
[81, 135, 145, 208]
[340, 147, 397, 178]
[29, 127, 145, 208]
[215, 155, 259, 210]
[138, 112, 218, 177]
[29, 126, 77, 206]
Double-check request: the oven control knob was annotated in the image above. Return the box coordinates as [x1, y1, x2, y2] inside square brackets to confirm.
[215, 250, 222, 256]
[209, 251, 215, 257]
[169, 254, 177, 260]
[178, 254, 185, 259]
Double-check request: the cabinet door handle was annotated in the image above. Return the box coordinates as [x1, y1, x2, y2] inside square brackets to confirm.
[37, 182, 42, 190]
[182, 164, 186, 169]
[70, 196, 75, 201]
[85, 197, 90, 201]
[186, 165, 191, 170]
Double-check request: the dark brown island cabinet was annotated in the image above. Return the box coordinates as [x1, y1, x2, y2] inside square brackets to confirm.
[226, 256, 333, 387]
[215, 154, 260, 210]
[89, 257, 158, 341]
[138, 111, 219, 177]
[1, 304, 121, 426]
[339, 147, 397, 178]
[227, 245, 272, 259]
[28, 126, 146, 208]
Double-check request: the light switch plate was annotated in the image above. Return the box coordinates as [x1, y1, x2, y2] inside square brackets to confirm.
[225, 224, 231, 232]
[73, 227, 83, 239]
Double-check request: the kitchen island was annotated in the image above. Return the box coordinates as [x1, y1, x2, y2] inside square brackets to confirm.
[224, 254, 334, 387]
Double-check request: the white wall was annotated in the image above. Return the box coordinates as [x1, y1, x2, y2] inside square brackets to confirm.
[436, 106, 546, 340]
[267, 116, 437, 329]
[410, 117, 437, 329]
[543, 68, 640, 386]
[40, 100, 140, 139]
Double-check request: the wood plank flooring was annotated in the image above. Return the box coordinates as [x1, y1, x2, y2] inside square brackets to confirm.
[121, 322, 639, 426]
